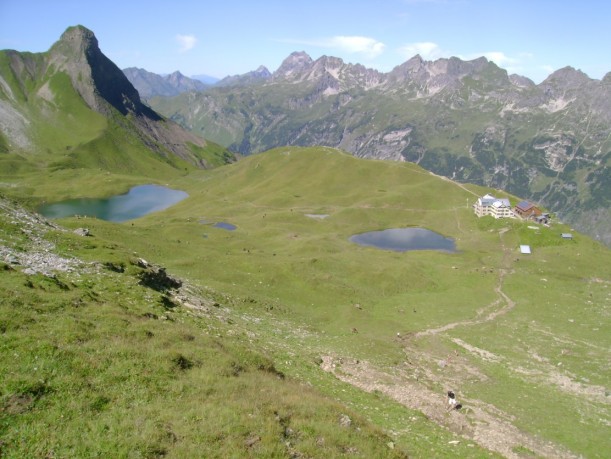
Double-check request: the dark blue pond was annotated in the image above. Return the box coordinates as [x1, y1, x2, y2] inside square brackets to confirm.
[38, 185, 188, 222]
[214, 222, 237, 231]
[350, 228, 456, 253]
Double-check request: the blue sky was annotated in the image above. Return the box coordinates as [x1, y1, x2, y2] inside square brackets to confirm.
[1, 0, 609, 83]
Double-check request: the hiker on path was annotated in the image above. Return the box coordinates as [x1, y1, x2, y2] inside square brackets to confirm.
[447, 391, 458, 411]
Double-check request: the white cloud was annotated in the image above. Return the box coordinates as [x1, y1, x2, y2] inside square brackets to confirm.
[481, 51, 519, 67]
[328, 36, 385, 58]
[176, 34, 197, 53]
[398, 41, 445, 60]
[279, 35, 385, 58]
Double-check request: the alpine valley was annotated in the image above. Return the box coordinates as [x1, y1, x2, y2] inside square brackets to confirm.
[1, 26, 610, 459]
[143, 51, 611, 247]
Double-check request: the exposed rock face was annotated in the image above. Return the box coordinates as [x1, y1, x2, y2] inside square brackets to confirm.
[0, 197, 86, 277]
[274, 51, 314, 79]
[137, 263, 182, 292]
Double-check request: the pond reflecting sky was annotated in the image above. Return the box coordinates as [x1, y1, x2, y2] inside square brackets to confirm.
[350, 228, 456, 252]
[39, 185, 188, 222]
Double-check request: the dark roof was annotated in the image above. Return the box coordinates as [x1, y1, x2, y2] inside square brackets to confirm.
[516, 200, 534, 211]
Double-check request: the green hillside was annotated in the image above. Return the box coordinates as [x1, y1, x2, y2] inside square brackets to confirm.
[3, 146, 608, 457]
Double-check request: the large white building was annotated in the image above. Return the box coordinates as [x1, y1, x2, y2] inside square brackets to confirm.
[473, 194, 515, 219]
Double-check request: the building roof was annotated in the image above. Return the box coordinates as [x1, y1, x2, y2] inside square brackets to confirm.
[561, 233, 573, 238]
[478, 194, 510, 208]
[520, 245, 531, 254]
[492, 198, 511, 207]
[480, 194, 497, 206]
[516, 201, 534, 211]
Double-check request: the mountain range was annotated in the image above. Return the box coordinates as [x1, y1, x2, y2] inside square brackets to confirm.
[122, 67, 210, 99]
[145, 51, 610, 246]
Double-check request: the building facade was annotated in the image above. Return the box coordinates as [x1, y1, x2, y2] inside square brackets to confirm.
[473, 194, 515, 219]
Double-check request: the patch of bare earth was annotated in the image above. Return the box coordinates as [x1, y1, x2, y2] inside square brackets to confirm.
[320, 355, 577, 459]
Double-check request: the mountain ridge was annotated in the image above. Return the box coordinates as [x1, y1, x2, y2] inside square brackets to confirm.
[123, 67, 209, 99]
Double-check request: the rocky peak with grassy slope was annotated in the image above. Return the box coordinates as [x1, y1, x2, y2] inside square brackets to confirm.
[0, 25, 235, 173]
[48, 25, 160, 119]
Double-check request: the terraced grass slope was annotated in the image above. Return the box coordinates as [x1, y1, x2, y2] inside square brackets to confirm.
[2, 146, 609, 457]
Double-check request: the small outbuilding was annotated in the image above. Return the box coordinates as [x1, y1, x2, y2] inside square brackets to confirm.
[520, 245, 532, 254]
[561, 233, 573, 240]
[514, 201, 542, 219]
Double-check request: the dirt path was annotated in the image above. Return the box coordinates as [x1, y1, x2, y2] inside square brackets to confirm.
[413, 229, 515, 339]
[320, 356, 578, 459]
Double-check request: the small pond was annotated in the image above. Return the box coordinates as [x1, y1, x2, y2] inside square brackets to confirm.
[350, 227, 456, 253]
[38, 184, 188, 222]
[213, 222, 237, 231]
[199, 219, 237, 231]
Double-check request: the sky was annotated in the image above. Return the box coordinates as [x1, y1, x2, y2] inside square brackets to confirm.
[1, 0, 609, 84]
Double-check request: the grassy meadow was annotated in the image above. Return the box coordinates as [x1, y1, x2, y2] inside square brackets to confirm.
[1, 146, 609, 457]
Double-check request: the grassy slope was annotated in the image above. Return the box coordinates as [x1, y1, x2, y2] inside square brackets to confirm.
[150, 79, 611, 248]
[2, 146, 608, 457]
[0, 149, 502, 457]
[37, 146, 607, 457]
[0, 229, 409, 458]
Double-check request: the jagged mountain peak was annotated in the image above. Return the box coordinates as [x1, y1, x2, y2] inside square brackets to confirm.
[123, 67, 208, 97]
[48, 25, 157, 119]
[274, 51, 314, 78]
[385, 54, 508, 93]
[216, 64, 272, 87]
[509, 73, 535, 88]
[166, 70, 187, 84]
[254, 65, 271, 75]
[542, 66, 592, 87]
[55, 24, 98, 53]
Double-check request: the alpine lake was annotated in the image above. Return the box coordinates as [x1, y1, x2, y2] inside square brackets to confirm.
[350, 227, 456, 253]
[38, 184, 188, 222]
